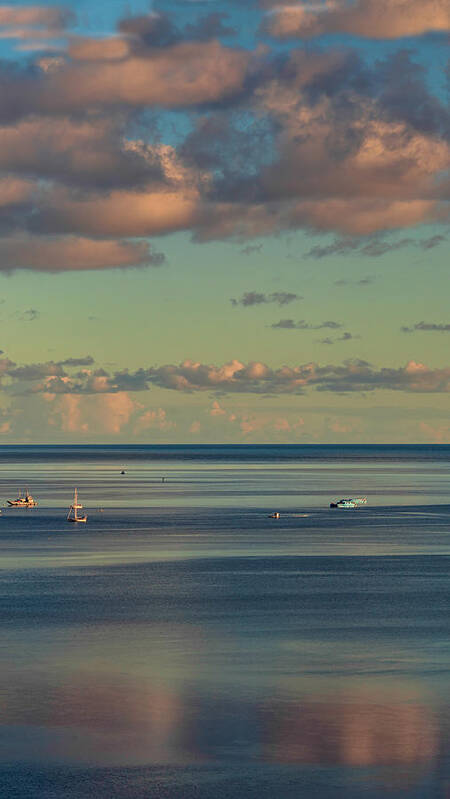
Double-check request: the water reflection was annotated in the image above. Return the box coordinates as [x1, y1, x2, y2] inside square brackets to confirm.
[261, 699, 438, 766]
[1, 670, 447, 778]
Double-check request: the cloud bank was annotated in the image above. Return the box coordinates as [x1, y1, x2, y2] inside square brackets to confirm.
[3, 354, 449, 396]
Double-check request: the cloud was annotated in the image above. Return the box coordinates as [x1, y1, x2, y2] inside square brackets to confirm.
[58, 356, 94, 367]
[334, 276, 375, 287]
[0, 6, 71, 28]
[209, 400, 227, 416]
[264, 0, 450, 40]
[0, 176, 35, 207]
[0, 116, 163, 188]
[401, 321, 450, 333]
[0, 236, 165, 272]
[419, 421, 450, 444]
[231, 290, 302, 307]
[23, 40, 250, 114]
[19, 308, 40, 322]
[68, 36, 131, 62]
[8, 361, 65, 380]
[3, 354, 450, 396]
[133, 407, 174, 434]
[305, 236, 414, 259]
[271, 319, 342, 329]
[49, 392, 139, 434]
[419, 234, 447, 250]
[30, 144, 208, 238]
[240, 244, 263, 256]
[0, 4, 73, 53]
[317, 331, 359, 344]
[0, 9, 446, 257]
[307, 231, 446, 260]
[141, 358, 450, 394]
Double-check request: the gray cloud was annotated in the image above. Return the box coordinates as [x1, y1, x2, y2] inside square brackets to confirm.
[334, 276, 375, 287]
[231, 291, 302, 307]
[58, 356, 95, 367]
[419, 234, 447, 250]
[240, 244, 263, 256]
[402, 321, 450, 333]
[19, 308, 40, 322]
[271, 319, 342, 330]
[306, 237, 414, 259]
[307, 231, 447, 260]
[8, 362, 65, 380]
[317, 331, 359, 344]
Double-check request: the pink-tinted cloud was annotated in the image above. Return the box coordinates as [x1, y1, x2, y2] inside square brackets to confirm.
[251, 67, 450, 233]
[419, 422, 450, 444]
[265, 0, 450, 39]
[6, 355, 450, 396]
[49, 392, 138, 434]
[0, 5, 70, 28]
[0, 235, 164, 272]
[0, 116, 162, 187]
[134, 407, 174, 433]
[0, 4, 72, 52]
[68, 36, 131, 61]
[33, 40, 250, 112]
[32, 143, 207, 237]
[143, 358, 450, 394]
[209, 401, 227, 416]
[0, 176, 35, 206]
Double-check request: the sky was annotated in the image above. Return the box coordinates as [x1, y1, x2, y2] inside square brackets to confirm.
[0, 0, 448, 443]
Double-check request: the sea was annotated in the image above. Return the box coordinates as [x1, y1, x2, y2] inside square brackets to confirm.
[0, 444, 449, 799]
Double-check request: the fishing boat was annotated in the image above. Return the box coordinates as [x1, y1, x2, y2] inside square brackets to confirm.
[8, 488, 37, 507]
[67, 489, 87, 523]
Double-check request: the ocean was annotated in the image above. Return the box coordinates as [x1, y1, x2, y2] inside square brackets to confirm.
[0, 445, 449, 798]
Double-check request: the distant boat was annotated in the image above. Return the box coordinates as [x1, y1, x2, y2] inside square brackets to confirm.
[330, 497, 367, 509]
[269, 511, 280, 519]
[8, 488, 37, 507]
[67, 489, 87, 523]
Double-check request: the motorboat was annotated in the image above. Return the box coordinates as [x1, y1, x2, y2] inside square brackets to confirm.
[330, 497, 367, 509]
[269, 511, 280, 519]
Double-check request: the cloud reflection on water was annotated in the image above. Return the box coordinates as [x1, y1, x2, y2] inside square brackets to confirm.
[0, 670, 446, 780]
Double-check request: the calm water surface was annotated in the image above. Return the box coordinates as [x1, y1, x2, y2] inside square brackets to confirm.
[0, 446, 449, 798]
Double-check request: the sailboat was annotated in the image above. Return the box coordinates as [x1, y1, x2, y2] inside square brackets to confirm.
[8, 488, 37, 507]
[67, 489, 87, 523]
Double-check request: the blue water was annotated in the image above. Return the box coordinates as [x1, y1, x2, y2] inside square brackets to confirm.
[0, 446, 449, 798]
